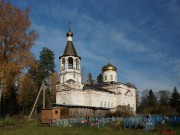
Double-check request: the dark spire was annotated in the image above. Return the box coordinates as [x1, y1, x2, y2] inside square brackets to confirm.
[59, 24, 81, 59]
[62, 41, 79, 57]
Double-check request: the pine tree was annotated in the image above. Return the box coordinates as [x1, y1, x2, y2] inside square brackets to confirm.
[39, 47, 55, 79]
[169, 87, 180, 109]
[147, 89, 157, 107]
[87, 73, 94, 86]
[97, 73, 102, 83]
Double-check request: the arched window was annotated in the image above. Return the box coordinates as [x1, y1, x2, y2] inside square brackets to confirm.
[110, 75, 113, 80]
[104, 102, 106, 107]
[108, 102, 110, 108]
[76, 58, 79, 69]
[105, 75, 107, 80]
[68, 57, 73, 69]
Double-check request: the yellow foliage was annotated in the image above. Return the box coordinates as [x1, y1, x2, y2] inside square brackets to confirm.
[0, 3, 38, 97]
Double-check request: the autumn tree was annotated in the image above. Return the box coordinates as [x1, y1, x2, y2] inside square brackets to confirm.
[114, 105, 133, 117]
[0, 3, 38, 116]
[17, 73, 38, 114]
[0, 3, 38, 97]
[47, 72, 58, 108]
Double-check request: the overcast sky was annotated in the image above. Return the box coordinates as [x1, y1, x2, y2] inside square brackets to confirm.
[8, 0, 180, 92]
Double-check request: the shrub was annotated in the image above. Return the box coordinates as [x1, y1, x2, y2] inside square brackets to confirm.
[109, 121, 124, 130]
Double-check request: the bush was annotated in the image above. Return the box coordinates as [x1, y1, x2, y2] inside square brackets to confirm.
[109, 121, 124, 130]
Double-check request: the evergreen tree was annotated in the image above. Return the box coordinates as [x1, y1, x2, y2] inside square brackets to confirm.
[147, 89, 157, 107]
[28, 47, 55, 87]
[169, 87, 180, 109]
[157, 90, 171, 114]
[39, 47, 55, 79]
[87, 73, 94, 86]
[138, 89, 149, 113]
[139, 89, 157, 114]
[26, 47, 56, 110]
[97, 73, 102, 83]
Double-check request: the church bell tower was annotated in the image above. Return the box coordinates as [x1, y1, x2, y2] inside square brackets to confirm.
[59, 27, 81, 83]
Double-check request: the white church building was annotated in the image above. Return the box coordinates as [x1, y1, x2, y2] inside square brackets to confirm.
[55, 28, 136, 117]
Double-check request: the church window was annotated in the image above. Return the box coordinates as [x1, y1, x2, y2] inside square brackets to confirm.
[105, 75, 107, 80]
[100, 102, 102, 107]
[68, 57, 73, 69]
[104, 102, 106, 107]
[108, 102, 110, 108]
[111, 103, 113, 108]
[110, 75, 113, 80]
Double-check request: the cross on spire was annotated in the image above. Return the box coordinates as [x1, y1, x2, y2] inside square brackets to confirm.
[68, 22, 71, 32]
[108, 57, 110, 63]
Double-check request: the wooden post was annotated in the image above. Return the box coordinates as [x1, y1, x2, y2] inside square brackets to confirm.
[29, 83, 43, 121]
[43, 83, 45, 109]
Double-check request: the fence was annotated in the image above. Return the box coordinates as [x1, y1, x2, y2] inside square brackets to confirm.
[124, 115, 180, 130]
[55, 117, 121, 128]
[54, 115, 180, 129]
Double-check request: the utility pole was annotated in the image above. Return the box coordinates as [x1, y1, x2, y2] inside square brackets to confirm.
[43, 82, 45, 109]
[29, 82, 43, 121]
[28, 80, 48, 121]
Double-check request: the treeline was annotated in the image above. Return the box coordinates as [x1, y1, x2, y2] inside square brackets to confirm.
[137, 87, 180, 115]
[0, 46, 58, 116]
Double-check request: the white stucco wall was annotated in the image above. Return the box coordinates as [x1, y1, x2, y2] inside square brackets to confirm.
[56, 83, 136, 113]
[102, 70, 117, 82]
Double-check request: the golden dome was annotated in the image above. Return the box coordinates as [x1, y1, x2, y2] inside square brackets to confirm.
[102, 63, 117, 72]
[66, 31, 73, 37]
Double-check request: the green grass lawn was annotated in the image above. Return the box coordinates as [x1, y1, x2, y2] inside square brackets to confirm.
[0, 122, 179, 135]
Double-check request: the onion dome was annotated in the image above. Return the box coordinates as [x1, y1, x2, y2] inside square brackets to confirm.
[102, 63, 117, 72]
[66, 31, 73, 37]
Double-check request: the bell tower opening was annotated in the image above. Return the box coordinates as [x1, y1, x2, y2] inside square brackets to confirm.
[68, 57, 73, 69]
[61, 58, 65, 70]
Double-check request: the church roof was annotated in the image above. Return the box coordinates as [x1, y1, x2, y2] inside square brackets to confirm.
[63, 41, 79, 57]
[83, 84, 116, 94]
